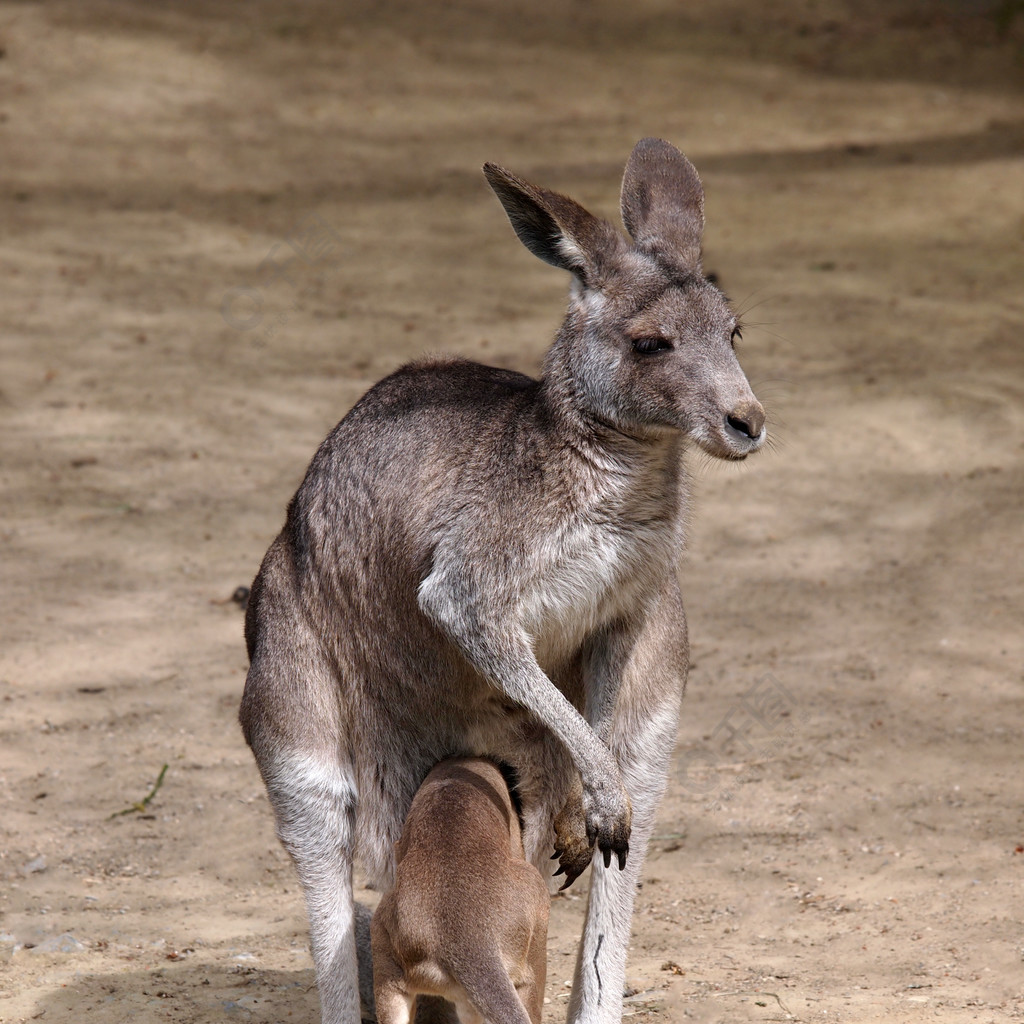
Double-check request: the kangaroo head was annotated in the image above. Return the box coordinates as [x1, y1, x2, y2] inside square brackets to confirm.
[483, 138, 765, 460]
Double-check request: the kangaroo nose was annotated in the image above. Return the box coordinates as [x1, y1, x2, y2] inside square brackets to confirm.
[726, 401, 765, 440]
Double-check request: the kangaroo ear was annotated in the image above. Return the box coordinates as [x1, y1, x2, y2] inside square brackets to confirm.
[483, 163, 623, 282]
[620, 137, 705, 273]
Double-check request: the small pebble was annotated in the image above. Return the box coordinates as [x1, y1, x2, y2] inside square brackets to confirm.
[22, 856, 46, 876]
[30, 933, 85, 954]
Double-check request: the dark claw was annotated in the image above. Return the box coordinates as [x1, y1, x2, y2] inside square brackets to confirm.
[602, 847, 611, 868]
[551, 850, 562, 860]
[617, 845, 628, 870]
[558, 875, 575, 892]
[553, 865, 565, 877]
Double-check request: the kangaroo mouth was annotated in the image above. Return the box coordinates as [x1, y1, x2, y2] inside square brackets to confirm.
[697, 422, 766, 461]
[724, 420, 766, 449]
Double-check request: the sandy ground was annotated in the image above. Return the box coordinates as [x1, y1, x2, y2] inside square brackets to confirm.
[1, 2, 1023, 1022]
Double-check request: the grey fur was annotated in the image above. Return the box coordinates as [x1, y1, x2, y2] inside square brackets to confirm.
[240, 137, 765, 1024]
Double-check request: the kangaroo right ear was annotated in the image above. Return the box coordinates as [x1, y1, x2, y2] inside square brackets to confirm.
[483, 163, 622, 282]
[620, 138, 705, 273]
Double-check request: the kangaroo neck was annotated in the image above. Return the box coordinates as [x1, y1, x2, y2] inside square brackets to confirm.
[536, 359, 684, 488]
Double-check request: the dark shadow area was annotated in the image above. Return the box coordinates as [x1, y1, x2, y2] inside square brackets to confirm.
[22, 958, 467, 1024]
[21, 961, 320, 1024]
[43, 0, 1024, 95]
[6, 115, 1022, 240]
[697, 119, 1024, 175]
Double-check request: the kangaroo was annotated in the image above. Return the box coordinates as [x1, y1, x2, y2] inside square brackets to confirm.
[239, 137, 765, 1024]
[371, 757, 549, 1024]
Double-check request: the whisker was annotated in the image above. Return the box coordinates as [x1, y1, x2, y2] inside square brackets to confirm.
[750, 378, 794, 396]
[734, 291, 777, 322]
[745, 325, 795, 348]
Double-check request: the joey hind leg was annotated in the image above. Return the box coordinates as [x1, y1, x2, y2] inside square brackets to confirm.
[371, 927, 415, 1024]
[518, 897, 549, 1024]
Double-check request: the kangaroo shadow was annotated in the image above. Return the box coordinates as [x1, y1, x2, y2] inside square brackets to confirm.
[22, 960, 318, 1024]
[24, 955, 459, 1024]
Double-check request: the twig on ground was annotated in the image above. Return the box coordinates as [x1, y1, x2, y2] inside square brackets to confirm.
[109, 764, 169, 819]
[711, 989, 800, 1020]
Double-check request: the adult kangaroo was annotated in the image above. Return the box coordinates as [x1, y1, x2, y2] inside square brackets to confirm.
[240, 137, 766, 1024]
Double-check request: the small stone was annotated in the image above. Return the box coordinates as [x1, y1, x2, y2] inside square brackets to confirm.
[22, 855, 46, 875]
[30, 933, 85, 954]
[224, 994, 260, 1011]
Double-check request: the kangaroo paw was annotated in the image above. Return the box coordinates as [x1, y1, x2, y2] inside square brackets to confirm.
[552, 779, 594, 889]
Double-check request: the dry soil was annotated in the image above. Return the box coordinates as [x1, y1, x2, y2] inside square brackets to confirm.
[1, 3, 1023, 1023]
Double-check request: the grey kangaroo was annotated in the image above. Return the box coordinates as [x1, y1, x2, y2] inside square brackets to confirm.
[371, 757, 549, 1024]
[240, 137, 765, 1024]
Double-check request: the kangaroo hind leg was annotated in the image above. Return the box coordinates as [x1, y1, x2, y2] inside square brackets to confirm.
[262, 748, 362, 1024]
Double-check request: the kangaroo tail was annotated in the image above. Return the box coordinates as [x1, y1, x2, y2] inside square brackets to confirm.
[456, 959, 533, 1024]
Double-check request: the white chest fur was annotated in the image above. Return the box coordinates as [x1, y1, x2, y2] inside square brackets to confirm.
[520, 512, 676, 664]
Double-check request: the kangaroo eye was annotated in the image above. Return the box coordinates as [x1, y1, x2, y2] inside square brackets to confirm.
[632, 336, 672, 355]
[730, 326, 743, 348]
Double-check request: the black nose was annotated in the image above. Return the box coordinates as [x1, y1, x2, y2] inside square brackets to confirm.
[726, 401, 765, 439]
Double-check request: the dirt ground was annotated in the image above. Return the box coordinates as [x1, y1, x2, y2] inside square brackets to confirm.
[1, 2, 1023, 1022]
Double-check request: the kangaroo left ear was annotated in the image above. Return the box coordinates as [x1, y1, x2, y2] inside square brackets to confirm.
[620, 137, 705, 274]
[483, 162, 625, 284]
